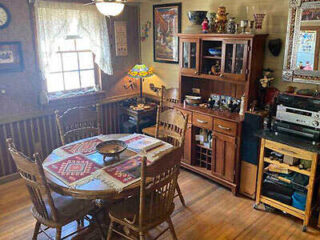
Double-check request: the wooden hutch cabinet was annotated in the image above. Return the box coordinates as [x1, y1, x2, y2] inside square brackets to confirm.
[176, 33, 268, 194]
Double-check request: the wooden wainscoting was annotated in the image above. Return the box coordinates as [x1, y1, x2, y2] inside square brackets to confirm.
[0, 101, 123, 179]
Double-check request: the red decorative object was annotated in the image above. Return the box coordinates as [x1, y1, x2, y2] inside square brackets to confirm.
[45, 154, 102, 185]
[61, 138, 103, 155]
[202, 17, 209, 33]
[103, 156, 151, 184]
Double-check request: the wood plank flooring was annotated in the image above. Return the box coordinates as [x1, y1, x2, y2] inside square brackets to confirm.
[0, 169, 320, 240]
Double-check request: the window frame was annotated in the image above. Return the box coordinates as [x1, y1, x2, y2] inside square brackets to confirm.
[29, 2, 103, 102]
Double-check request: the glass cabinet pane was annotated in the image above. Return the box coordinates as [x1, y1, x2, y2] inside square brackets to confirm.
[182, 42, 197, 69]
[225, 44, 233, 73]
[224, 43, 245, 74]
[235, 44, 245, 74]
[183, 42, 190, 68]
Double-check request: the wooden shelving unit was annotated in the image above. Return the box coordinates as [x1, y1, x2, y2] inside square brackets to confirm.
[264, 157, 311, 176]
[196, 144, 212, 170]
[255, 138, 319, 232]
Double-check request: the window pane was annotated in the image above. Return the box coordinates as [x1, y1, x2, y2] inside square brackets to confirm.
[62, 53, 78, 71]
[59, 39, 76, 51]
[64, 72, 80, 90]
[80, 70, 95, 88]
[49, 53, 62, 72]
[79, 52, 94, 69]
[47, 73, 64, 92]
[76, 38, 90, 50]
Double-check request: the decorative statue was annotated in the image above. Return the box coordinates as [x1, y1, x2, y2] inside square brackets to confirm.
[215, 6, 228, 33]
[202, 17, 209, 33]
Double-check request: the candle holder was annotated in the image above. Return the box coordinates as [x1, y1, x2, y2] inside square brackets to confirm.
[248, 20, 255, 34]
[240, 20, 248, 34]
[254, 13, 265, 30]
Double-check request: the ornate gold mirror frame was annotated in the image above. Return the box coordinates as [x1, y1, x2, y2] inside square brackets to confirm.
[283, 0, 320, 84]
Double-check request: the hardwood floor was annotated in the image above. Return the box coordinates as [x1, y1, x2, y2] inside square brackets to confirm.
[0, 169, 320, 240]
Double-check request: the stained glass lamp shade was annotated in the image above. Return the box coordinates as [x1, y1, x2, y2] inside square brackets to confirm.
[128, 64, 154, 103]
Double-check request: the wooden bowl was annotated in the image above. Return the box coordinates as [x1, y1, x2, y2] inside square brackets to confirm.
[96, 140, 128, 161]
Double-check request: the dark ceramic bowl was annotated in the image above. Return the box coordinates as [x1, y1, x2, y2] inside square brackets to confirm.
[96, 140, 127, 161]
[188, 11, 208, 25]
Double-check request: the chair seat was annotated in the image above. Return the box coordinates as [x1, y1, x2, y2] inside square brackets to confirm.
[32, 192, 94, 227]
[109, 196, 174, 231]
[142, 125, 165, 137]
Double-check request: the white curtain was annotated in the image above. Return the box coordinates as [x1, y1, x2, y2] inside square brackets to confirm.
[34, 0, 113, 103]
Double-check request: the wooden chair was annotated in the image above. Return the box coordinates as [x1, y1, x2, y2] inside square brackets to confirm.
[142, 87, 179, 137]
[6, 138, 94, 240]
[55, 104, 102, 145]
[106, 148, 183, 240]
[155, 108, 188, 207]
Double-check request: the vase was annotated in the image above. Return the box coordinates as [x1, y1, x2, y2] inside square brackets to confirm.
[185, 11, 208, 33]
[227, 17, 236, 34]
[254, 13, 265, 30]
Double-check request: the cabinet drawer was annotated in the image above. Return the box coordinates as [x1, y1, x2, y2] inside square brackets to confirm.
[264, 140, 315, 161]
[193, 113, 213, 130]
[178, 109, 192, 123]
[214, 119, 237, 136]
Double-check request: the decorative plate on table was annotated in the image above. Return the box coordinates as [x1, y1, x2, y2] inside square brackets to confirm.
[96, 140, 128, 162]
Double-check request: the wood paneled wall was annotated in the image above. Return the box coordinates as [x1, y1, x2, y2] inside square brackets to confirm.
[0, 101, 123, 178]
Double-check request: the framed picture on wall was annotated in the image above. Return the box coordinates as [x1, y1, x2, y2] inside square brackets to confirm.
[153, 3, 181, 64]
[0, 42, 24, 73]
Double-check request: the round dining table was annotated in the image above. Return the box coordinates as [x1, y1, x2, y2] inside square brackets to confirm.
[43, 134, 143, 200]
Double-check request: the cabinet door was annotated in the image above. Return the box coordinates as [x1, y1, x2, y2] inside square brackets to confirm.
[180, 38, 200, 76]
[182, 123, 193, 165]
[221, 40, 249, 81]
[211, 132, 237, 183]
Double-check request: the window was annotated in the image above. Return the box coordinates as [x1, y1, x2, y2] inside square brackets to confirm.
[33, 1, 113, 102]
[47, 37, 97, 93]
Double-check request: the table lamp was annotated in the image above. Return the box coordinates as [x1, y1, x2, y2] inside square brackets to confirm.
[128, 64, 154, 104]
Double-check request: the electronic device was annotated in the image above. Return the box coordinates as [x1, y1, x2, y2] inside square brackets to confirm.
[276, 105, 320, 129]
[273, 93, 320, 142]
[273, 120, 320, 141]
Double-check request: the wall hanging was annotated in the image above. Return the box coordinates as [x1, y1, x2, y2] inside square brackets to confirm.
[114, 21, 128, 56]
[153, 3, 181, 64]
[0, 42, 24, 73]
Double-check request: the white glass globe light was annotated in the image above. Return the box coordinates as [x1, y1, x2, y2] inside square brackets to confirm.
[96, 2, 125, 16]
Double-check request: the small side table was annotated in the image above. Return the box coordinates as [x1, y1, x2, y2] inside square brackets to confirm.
[122, 105, 157, 133]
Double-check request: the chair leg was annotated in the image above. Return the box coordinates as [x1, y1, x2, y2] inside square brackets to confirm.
[139, 232, 145, 240]
[32, 221, 41, 240]
[176, 183, 186, 207]
[167, 217, 178, 240]
[56, 227, 62, 240]
[106, 220, 114, 240]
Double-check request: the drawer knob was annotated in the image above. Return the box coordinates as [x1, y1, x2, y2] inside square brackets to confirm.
[218, 125, 231, 131]
[197, 119, 208, 124]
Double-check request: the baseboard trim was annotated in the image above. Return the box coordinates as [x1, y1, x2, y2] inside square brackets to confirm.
[0, 173, 20, 185]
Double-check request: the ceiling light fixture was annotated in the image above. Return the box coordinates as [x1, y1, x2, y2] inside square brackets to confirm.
[95, 0, 126, 17]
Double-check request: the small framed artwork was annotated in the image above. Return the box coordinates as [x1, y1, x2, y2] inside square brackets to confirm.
[114, 21, 128, 56]
[0, 42, 24, 73]
[153, 3, 181, 64]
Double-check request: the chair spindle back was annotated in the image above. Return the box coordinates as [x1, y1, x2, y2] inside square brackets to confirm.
[155, 108, 188, 148]
[139, 148, 182, 227]
[55, 104, 102, 145]
[6, 138, 59, 222]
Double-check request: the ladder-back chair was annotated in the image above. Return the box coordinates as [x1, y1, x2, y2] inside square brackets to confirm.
[142, 87, 179, 137]
[55, 104, 102, 145]
[6, 138, 94, 240]
[155, 108, 188, 206]
[106, 148, 183, 240]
